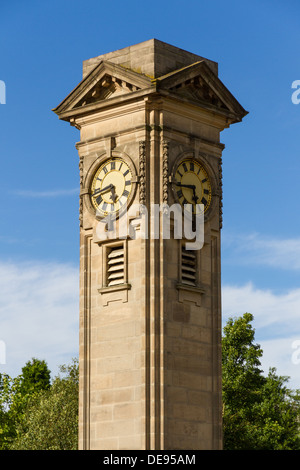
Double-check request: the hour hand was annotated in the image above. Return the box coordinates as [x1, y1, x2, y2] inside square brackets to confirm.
[92, 184, 113, 197]
[109, 185, 117, 203]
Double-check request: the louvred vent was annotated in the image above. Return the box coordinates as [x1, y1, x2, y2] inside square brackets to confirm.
[181, 248, 196, 286]
[107, 245, 125, 286]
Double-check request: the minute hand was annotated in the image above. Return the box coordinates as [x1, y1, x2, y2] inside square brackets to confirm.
[175, 182, 196, 189]
[175, 182, 199, 204]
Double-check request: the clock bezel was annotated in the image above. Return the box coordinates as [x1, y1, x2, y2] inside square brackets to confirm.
[170, 153, 218, 222]
[84, 151, 138, 220]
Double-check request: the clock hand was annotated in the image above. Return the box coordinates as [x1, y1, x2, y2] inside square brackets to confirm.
[192, 188, 199, 204]
[175, 182, 196, 190]
[92, 184, 114, 197]
[109, 185, 117, 203]
[175, 182, 199, 204]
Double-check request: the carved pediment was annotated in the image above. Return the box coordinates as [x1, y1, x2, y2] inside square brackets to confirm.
[75, 74, 142, 108]
[167, 76, 229, 111]
[156, 61, 247, 119]
[53, 60, 152, 119]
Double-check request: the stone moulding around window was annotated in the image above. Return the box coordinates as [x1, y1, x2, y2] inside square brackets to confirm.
[176, 282, 206, 307]
[98, 240, 131, 306]
[98, 282, 131, 306]
[98, 283, 131, 294]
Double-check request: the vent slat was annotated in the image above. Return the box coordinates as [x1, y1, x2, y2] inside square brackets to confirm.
[108, 257, 124, 265]
[108, 279, 125, 286]
[182, 272, 196, 280]
[108, 249, 124, 258]
[108, 264, 125, 273]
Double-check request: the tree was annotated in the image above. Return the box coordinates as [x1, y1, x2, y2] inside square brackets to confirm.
[11, 358, 78, 450]
[0, 358, 51, 449]
[0, 373, 18, 449]
[222, 313, 300, 450]
[19, 358, 51, 395]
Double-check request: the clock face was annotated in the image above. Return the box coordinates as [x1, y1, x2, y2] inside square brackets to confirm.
[174, 159, 212, 214]
[90, 158, 133, 216]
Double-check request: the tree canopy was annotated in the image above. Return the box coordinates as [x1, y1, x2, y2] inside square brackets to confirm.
[11, 359, 78, 450]
[0, 358, 78, 450]
[222, 313, 300, 450]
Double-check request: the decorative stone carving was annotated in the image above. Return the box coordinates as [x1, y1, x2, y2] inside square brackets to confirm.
[139, 141, 146, 205]
[218, 156, 223, 229]
[162, 140, 169, 205]
[79, 155, 84, 227]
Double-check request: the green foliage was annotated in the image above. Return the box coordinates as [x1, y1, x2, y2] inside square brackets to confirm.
[0, 359, 51, 449]
[19, 358, 51, 395]
[11, 358, 78, 450]
[0, 358, 78, 450]
[222, 313, 300, 450]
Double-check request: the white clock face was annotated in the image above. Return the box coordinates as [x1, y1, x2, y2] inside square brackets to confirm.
[90, 158, 133, 216]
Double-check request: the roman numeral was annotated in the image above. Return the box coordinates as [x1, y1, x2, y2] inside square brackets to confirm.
[118, 162, 123, 171]
[122, 189, 129, 198]
[204, 189, 209, 194]
[103, 166, 108, 174]
[201, 178, 207, 183]
[96, 195, 103, 205]
[182, 163, 188, 173]
[123, 169, 129, 177]
[118, 196, 126, 207]
[93, 188, 101, 196]
[125, 180, 131, 186]
[201, 197, 207, 206]
[177, 171, 183, 178]
[111, 161, 115, 170]
[190, 162, 194, 171]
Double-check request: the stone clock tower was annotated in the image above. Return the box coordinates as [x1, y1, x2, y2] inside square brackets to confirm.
[53, 39, 247, 450]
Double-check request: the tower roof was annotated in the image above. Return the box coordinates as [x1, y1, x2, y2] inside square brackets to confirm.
[82, 39, 218, 79]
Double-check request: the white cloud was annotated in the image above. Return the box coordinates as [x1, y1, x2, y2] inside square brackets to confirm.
[222, 231, 300, 270]
[222, 282, 300, 389]
[259, 337, 300, 390]
[222, 282, 300, 331]
[0, 260, 79, 379]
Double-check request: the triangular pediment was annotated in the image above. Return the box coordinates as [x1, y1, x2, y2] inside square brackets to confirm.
[53, 58, 247, 124]
[53, 60, 152, 118]
[74, 73, 141, 108]
[156, 61, 247, 120]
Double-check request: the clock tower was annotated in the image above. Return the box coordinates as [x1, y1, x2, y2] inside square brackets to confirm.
[53, 39, 247, 450]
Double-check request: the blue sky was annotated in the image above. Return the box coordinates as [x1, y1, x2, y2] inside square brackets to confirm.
[1, 0, 300, 388]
